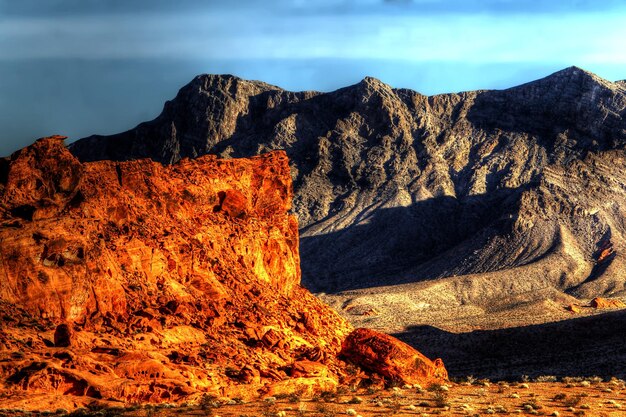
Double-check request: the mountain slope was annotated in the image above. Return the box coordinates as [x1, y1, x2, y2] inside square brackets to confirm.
[70, 67, 626, 307]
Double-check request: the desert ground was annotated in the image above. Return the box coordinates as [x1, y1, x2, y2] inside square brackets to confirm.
[3, 379, 626, 416]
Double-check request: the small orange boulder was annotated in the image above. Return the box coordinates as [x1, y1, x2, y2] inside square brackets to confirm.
[340, 328, 447, 386]
[590, 297, 626, 309]
[566, 304, 581, 314]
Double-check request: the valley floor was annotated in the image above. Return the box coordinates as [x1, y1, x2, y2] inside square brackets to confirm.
[319, 290, 626, 380]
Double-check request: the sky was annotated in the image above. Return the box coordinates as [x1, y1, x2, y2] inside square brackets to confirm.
[0, 0, 625, 156]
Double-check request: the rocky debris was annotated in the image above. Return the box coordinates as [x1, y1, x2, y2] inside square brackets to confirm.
[291, 360, 329, 378]
[340, 328, 447, 386]
[0, 137, 445, 410]
[590, 297, 626, 309]
[68, 67, 626, 307]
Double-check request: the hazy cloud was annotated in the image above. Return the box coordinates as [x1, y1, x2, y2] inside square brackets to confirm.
[1, 7, 625, 65]
[2, 0, 625, 16]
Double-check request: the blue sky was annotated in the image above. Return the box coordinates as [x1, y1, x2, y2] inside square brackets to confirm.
[0, 0, 625, 156]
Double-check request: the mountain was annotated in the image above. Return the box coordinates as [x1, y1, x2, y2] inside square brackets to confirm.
[70, 67, 626, 304]
[0, 137, 447, 410]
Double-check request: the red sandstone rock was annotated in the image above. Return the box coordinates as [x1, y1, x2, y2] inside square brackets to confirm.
[340, 328, 448, 386]
[590, 297, 626, 309]
[0, 137, 351, 408]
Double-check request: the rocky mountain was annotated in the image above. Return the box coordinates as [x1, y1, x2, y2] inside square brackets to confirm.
[0, 137, 447, 410]
[70, 67, 626, 310]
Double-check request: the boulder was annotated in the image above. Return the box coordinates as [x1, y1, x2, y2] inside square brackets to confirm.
[566, 304, 581, 314]
[53, 324, 73, 347]
[590, 297, 626, 309]
[340, 328, 448, 386]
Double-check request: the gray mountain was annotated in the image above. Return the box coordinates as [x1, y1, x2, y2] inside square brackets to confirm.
[70, 67, 626, 309]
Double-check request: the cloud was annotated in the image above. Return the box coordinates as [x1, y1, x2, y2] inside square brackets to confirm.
[383, 0, 626, 13]
[2, 0, 624, 17]
[1, 7, 625, 66]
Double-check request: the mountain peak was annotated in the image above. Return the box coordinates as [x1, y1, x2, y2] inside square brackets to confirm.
[185, 73, 283, 96]
[539, 65, 614, 89]
[338, 76, 394, 98]
[358, 76, 390, 89]
[559, 65, 593, 76]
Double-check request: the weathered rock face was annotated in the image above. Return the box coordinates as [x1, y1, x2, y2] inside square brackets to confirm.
[69, 67, 626, 308]
[0, 136, 301, 316]
[0, 137, 359, 408]
[340, 328, 447, 386]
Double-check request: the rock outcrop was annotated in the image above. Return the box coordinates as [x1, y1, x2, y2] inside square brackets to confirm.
[69, 67, 626, 308]
[0, 137, 447, 410]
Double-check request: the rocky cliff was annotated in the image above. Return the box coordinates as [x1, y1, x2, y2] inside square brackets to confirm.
[0, 137, 446, 410]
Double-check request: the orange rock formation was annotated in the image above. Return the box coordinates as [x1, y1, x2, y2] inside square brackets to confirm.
[340, 328, 448, 386]
[0, 137, 446, 410]
[590, 297, 626, 309]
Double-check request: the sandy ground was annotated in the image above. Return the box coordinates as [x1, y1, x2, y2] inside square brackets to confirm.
[3, 379, 626, 416]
